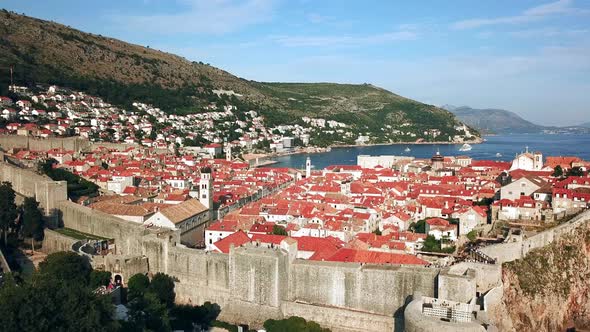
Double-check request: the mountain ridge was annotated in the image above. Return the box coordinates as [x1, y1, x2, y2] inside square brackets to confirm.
[0, 9, 475, 144]
[445, 106, 544, 134]
[445, 105, 590, 134]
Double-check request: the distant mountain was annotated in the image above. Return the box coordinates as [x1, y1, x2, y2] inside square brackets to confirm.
[580, 122, 590, 128]
[444, 106, 545, 134]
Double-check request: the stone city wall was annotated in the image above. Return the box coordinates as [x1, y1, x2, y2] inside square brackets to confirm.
[480, 210, 590, 263]
[41, 229, 78, 253]
[55, 199, 446, 331]
[0, 135, 141, 154]
[288, 261, 438, 315]
[448, 262, 502, 293]
[437, 269, 477, 303]
[91, 254, 150, 282]
[57, 200, 160, 256]
[0, 162, 67, 214]
[0, 135, 89, 152]
[282, 301, 395, 332]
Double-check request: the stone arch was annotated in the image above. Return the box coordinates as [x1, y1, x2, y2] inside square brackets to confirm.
[114, 273, 123, 287]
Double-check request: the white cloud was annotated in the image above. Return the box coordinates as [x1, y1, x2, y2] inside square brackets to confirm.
[109, 0, 275, 34]
[452, 0, 589, 30]
[524, 0, 575, 16]
[271, 31, 417, 47]
[509, 27, 589, 38]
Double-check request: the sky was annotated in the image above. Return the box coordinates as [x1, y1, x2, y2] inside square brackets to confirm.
[2, 0, 590, 126]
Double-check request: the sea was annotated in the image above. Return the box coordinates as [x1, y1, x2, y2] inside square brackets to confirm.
[273, 134, 590, 170]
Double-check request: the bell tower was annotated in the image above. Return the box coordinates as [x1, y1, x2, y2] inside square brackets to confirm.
[533, 151, 543, 171]
[199, 167, 213, 209]
[225, 143, 232, 162]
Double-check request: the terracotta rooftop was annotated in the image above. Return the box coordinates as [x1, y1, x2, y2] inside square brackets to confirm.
[160, 199, 209, 224]
[324, 248, 428, 266]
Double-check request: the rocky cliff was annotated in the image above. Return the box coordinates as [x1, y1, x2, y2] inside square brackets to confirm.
[498, 226, 590, 331]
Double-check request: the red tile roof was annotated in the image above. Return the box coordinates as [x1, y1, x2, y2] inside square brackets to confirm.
[212, 231, 250, 253]
[250, 234, 287, 245]
[324, 248, 428, 265]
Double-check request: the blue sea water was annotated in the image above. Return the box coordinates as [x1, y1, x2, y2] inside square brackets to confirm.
[273, 134, 590, 170]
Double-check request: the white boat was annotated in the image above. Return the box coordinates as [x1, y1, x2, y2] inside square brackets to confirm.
[459, 143, 472, 151]
[404, 147, 411, 152]
[495, 152, 502, 157]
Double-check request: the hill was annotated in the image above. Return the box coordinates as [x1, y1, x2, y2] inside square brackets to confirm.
[446, 106, 544, 134]
[0, 10, 475, 144]
[580, 122, 590, 128]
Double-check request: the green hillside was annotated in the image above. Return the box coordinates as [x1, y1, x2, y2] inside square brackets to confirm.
[0, 9, 477, 144]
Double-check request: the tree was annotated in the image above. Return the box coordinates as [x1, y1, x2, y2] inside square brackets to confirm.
[409, 219, 426, 233]
[421, 235, 456, 254]
[37, 251, 92, 285]
[128, 273, 150, 302]
[422, 235, 439, 252]
[20, 197, 45, 253]
[127, 291, 170, 332]
[553, 165, 563, 177]
[566, 167, 584, 177]
[170, 302, 220, 331]
[466, 230, 478, 242]
[0, 252, 118, 331]
[0, 182, 18, 244]
[264, 316, 331, 332]
[90, 270, 112, 289]
[149, 273, 176, 308]
[272, 224, 288, 236]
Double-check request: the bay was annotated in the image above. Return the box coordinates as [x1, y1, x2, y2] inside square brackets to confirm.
[273, 134, 590, 170]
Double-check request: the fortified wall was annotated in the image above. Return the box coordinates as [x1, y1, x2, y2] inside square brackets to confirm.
[0, 162, 67, 215]
[0, 135, 89, 152]
[479, 210, 590, 263]
[58, 199, 444, 331]
[0, 135, 140, 153]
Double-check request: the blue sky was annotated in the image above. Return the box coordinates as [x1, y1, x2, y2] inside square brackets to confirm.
[3, 0, 590, 126]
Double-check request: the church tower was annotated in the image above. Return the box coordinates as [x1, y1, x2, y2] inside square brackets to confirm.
[199, 167, 213, 209]
[225, 143, 232, 162]
[431, 151, 444, 171]
[533, 151, 543, 171]
[306, 157, 311, 178]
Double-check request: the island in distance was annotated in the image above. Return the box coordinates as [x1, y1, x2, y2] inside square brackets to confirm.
[445, 105, 590, 135]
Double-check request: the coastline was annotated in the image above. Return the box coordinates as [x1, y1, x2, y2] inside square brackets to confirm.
[265, 136, 484, 160]
[331, 137, 484, 149]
